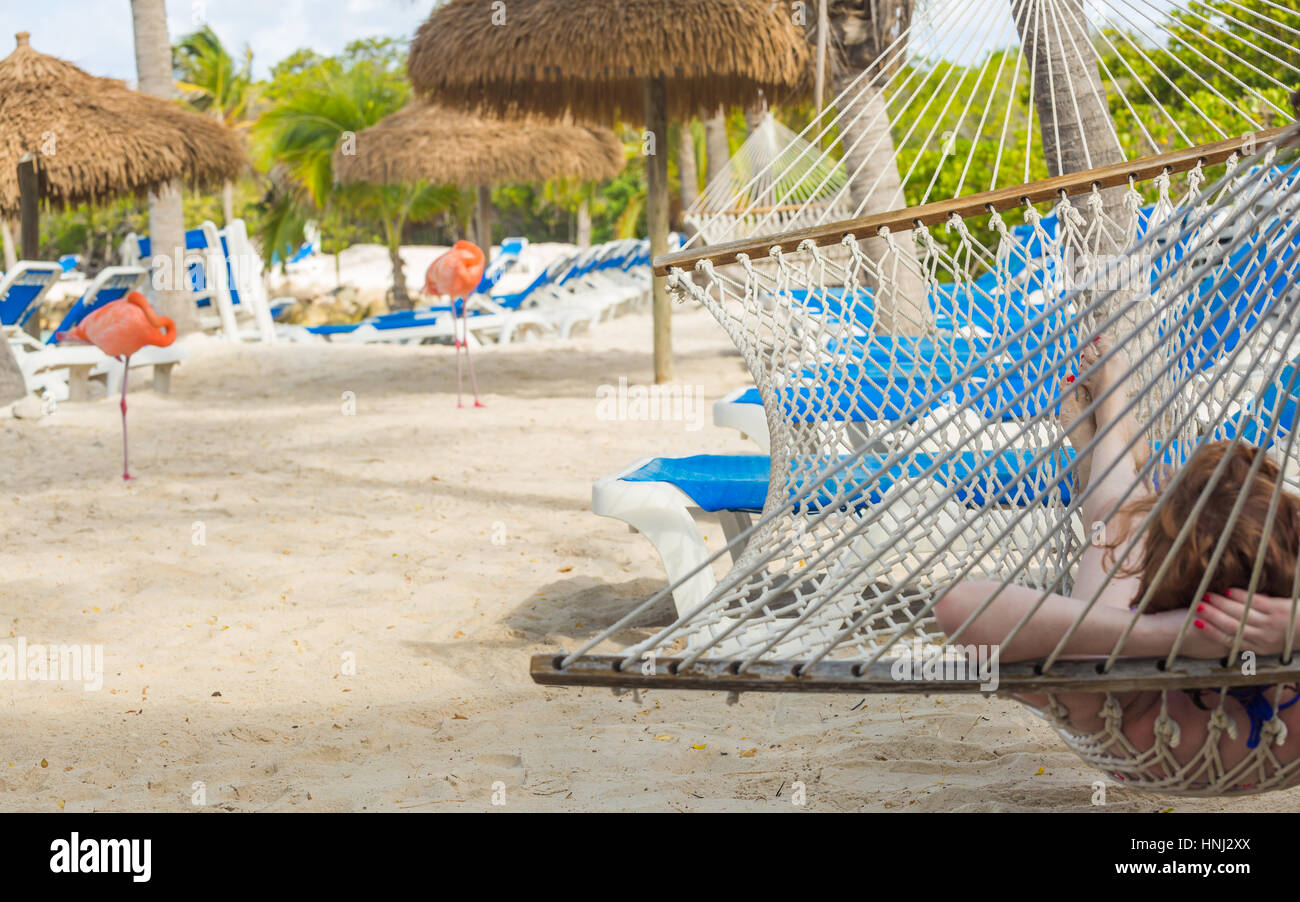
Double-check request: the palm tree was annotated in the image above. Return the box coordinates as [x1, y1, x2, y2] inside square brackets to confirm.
[130, 0, 196, 333]
[825, 0, 928, 334]
[174, 25, 256, 226]
[703, 111, 730, 188]
[1012, 0, 1123, 179]
[1010, 0, 1127, 254]
[256, 55, 461, 310]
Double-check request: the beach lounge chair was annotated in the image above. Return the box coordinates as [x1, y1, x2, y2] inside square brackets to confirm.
[1, 261, 66, 397]
[305, 239, 560, 345]
[57, 254, 81, 278]
[0, 260, 63, 335]
[124, 220, 277, 343]
[593, 455, 768, 614]
[595, 448, 1080, 616]
[272, 223, 321, 266]
[510, 240, 654, 337]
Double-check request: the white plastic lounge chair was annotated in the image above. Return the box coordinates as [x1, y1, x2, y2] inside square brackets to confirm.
[0, 260, 63, 337]
[714, 387, 770, 451]
[305, 240, 559, 346]
[123, 220, 277, 343]
[592, 455, 765, 615]
[524, 240, 653, 329]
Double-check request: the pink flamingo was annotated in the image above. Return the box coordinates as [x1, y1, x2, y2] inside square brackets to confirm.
[57, 291, 176, 481]
[425, 241, 486, 408]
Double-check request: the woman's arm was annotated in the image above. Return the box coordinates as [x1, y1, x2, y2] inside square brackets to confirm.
[934, 580, 1223, 662]
[1071, 336, 1148, 609]
[935, 580, 1223, 731]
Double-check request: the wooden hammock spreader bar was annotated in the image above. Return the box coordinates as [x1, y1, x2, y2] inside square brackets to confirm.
[653, 125, 1298, 276]
[701, 199, 846, 218]
[531, 653, 1300, 695]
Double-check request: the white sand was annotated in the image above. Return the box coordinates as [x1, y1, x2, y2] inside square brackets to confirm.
[4, 305, 1298, 812]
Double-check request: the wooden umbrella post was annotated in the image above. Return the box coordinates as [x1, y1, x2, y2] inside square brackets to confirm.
[17, 153, 38, 257]
[644, 77, 671, 385]
[475, 184, 493, 254]
[17, 153, 41, 339]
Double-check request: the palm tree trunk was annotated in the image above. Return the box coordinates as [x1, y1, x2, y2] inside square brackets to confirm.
[1012, 0, 1123, 179]
[222, 180, 235, 227]
[703, 111, 730, 188]
[388, 246, 412, 310]
[0, 215, 27, 402]
[131, 0, 199, 335]
[576, 197, 592, 249]
[0, 217, 15, 270]
[1011, 0, 1127, 252]
[830, 0, 928, 335]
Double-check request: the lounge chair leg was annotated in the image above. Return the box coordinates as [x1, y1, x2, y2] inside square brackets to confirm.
[592, 481, 718, 619]
[716, 510, 754, 564]
[66, 364, 93, 402]
[152, 362, 175, 394]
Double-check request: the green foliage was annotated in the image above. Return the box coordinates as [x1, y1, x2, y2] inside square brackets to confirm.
[173, 25, 255, 135]
[869, 3, 1300, 261]
[31, 2, 1298, 284]
[254, 41, 410, 209]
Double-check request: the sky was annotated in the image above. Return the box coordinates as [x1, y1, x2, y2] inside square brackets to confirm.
[0, 0, 431, 83]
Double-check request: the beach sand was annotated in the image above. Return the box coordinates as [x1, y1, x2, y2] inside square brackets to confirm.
[4, 304, 1298, 812]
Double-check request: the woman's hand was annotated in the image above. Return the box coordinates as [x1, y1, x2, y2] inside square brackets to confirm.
[1141, 608, 1227, 658]
[1195, 589, 1300, 656]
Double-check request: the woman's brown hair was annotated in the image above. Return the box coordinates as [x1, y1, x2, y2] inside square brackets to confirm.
[1112, 441, 1300, 613]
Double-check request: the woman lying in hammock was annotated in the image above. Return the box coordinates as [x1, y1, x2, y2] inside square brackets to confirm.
[934, 336, 1300, 769]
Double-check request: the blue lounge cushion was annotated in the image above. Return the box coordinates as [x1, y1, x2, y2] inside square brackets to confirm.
[621, 449, 1076, 515]
[623, 455, 771, 513]
[0, 274, 56, 328]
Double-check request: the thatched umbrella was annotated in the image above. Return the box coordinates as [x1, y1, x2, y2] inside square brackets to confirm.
[409, 0, 810, 383]
[0, 32, 245, 219]
[0, 31, 245, 404]
[333, 104, 625, 250]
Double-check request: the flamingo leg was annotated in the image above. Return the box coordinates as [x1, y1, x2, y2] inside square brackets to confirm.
[120, 355, 133, 481]
[461, 306, 484, 408]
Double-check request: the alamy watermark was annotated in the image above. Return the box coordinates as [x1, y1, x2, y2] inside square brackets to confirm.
[890, 639, 1000, 692]
[0, 638, 104, 691]
[595, 378, 707, 431]
[149, 249, 264, 296]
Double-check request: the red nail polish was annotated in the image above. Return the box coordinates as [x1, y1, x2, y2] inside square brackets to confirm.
[1195, 619, 1205, 629]
[1197, 604, 1205, 613]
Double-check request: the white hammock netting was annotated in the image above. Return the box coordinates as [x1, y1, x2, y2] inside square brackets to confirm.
[684, 112, 850, 245]
[688, 0, 1300, 247]
[539, 129, 1300, 795]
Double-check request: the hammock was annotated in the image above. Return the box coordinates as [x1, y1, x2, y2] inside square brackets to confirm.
[542, 130, 1300, 796]
[683, 112, 851, 245]
[537, 0, 1300, 796]
[680, 0, 1300, 244]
